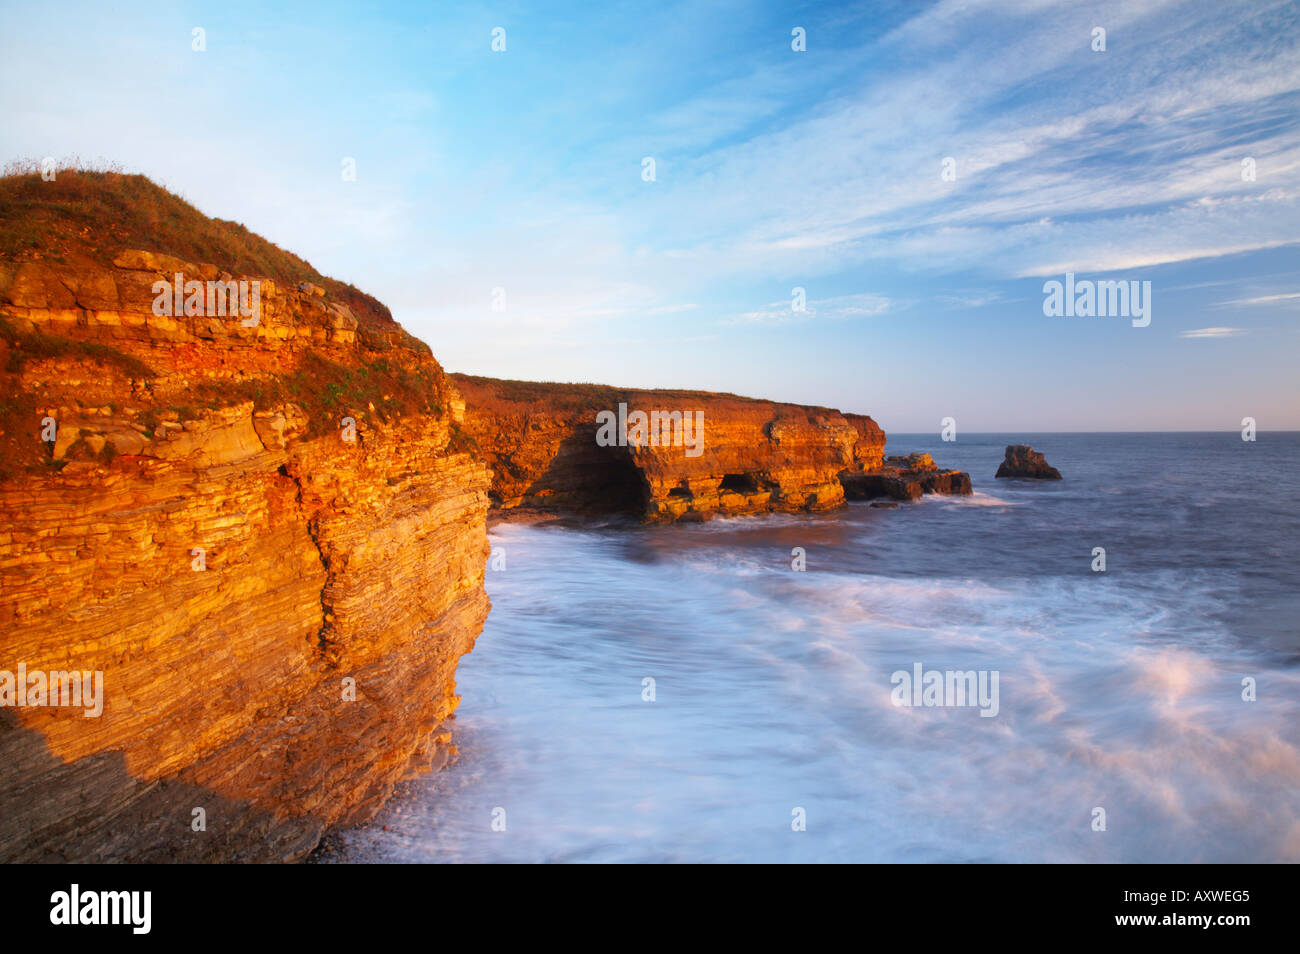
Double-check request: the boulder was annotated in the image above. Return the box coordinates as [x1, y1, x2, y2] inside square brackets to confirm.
[840, 453, 972, 501]
[995, 444, 1061, 479]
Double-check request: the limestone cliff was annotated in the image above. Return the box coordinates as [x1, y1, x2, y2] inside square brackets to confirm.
[0, 170, 968, 864]
[0, 171, 488, 861]
[451, 374, 968, 522]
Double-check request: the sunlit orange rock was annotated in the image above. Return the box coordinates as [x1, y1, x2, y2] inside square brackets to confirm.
[0, 173, 490, 861]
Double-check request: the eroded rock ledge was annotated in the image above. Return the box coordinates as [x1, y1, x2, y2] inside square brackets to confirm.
[451, 375, 971, 522]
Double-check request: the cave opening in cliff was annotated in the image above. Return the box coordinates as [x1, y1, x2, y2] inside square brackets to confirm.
[591, 447, 651, 514]
[719, 473, 760, 495]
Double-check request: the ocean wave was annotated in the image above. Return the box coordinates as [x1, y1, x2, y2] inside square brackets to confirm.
[352, 465, 1300, 863]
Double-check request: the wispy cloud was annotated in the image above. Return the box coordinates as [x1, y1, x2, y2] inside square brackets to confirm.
[1217, 292, 1300, 306]
[2, 0, 1296, 427]
[722, 293, 894, 325]
[1180, 327, 1245, 338]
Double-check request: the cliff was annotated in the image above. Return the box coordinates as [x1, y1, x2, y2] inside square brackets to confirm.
[0, 170, 489, 861]
[0, 168, 968, 864]
[451, 374, 969, 522]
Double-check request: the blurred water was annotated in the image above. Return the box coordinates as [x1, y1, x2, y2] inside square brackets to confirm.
[318, 433, 1300, 863]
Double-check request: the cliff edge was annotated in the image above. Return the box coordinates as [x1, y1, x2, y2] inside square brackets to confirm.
[451, 374, 970, 521]
[0, 170, 489, 861]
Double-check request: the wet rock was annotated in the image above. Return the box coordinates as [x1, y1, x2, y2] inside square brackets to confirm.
[841, 453, 972, 502]
[995, 444, 1062, 479]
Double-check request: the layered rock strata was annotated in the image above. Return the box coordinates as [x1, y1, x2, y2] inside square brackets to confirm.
[0, 248, 489, 862]
[451, 375, 969, 521]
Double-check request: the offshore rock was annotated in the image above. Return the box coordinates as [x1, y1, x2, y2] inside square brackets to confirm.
[995, 444, 1062, 480]
[841, 453, 974, 501]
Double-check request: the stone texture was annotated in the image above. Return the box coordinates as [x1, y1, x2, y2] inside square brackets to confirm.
[450, 375, 881, 521]
[841, 452, 973, 501]
[995, 444, 1062, 479]
[0, 253, 490, 862]
[451, 375, 969, 520]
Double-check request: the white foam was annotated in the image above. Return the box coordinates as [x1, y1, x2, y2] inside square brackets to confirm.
[332, 519, 1300, 864]
[951, 491, 1024, 507]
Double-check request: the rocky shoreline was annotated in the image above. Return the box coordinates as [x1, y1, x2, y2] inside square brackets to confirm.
[452, 374, 972, 523]
[0, 173, 971, 862]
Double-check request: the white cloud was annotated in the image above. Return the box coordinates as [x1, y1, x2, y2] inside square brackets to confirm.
[722, 293, 894, 325]
[1179, 327, 1245, 338]
[1217, 292, 1300, 306]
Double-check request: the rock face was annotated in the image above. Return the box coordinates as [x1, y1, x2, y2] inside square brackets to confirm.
[995, 444, 1062, 480]
[451, 375, 969, 520]
[841, 452, 974, 501]
[0, 244, 489, 862]
[451, 375, 882, 521]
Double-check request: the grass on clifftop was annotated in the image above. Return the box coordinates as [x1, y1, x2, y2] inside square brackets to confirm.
[0, 160, 455, 478]
[0, 159, 398, 337]
[449, 373, 832, 413]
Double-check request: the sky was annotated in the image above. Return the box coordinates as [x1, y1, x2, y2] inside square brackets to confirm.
[1, 0, 1297, 431]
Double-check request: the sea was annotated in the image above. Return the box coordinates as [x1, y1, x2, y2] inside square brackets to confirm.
[315, 432, 1300, 863]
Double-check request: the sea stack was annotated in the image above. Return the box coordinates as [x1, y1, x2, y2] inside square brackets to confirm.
[995, 444, 1062, 479]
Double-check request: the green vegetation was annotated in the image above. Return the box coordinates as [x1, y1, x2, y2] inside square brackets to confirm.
[450, 373, 780, 411]
[0, 315, 155, 377]
[0, 161, 451, 478]
[446, 422, 481, 456]
[284, 354, 443, 436]
[0, 159, 398, 337]
[188, 354, 444, 438]
[0, 315, 156, 479]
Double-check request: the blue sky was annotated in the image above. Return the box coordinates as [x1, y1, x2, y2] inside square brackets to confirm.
[2, 0, 1297, 430]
